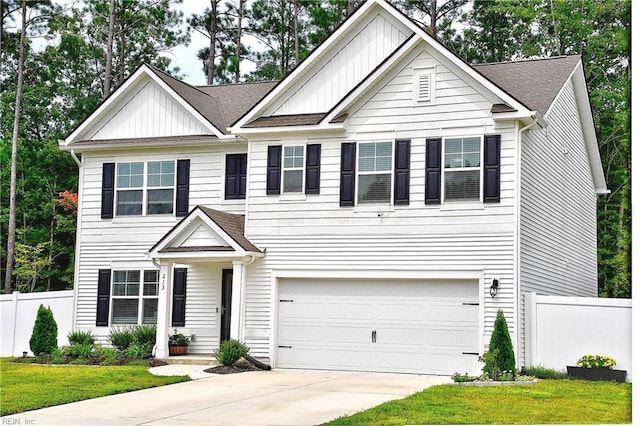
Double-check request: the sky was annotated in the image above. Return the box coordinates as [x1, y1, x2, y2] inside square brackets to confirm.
[170, 0, 258, 85]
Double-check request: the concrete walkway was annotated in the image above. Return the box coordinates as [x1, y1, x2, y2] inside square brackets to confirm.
[2, 367, 451, 425]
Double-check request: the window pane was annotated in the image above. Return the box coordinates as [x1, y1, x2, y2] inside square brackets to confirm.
[376, 142, 392, 157]
[358, 174, 391, 203]
[359, 157, 375, 172]
[283, 157, 294, 168]
[445, 138, 462, 153]
[359, 143, 375, 157]
[112, 299, 139, 324]
[112, 283, 126, 296]
[148, 161, 174, 188]
[293, 157, 304, 168]
[283, 170, 303, 192]
[142, 299, 158, 324]
[284, 146, 295, 157]
[445, 170, 480, 201]
[463, 152, 480, 168]
[116, 190, 142, 215]
[143, 271, 159, 296]
[375, 156, 392, 171]
[147, 189, 174, 214]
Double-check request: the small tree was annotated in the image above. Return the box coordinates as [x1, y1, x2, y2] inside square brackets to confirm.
[484, 309, 515, 376]
[29, 305, 58, 355]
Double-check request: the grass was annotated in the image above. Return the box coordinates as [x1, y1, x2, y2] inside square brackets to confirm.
[327, 379, 632, 424]
[0, 357, 190, 416]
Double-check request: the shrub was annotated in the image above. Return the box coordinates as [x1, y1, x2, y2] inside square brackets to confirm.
[133, 325, 157, 347]
[67, 330, 95, 346]
[168, 333, 190, 346]
[214, 339, 249, 366]
[452, 372, 475, 382]
[109, 327, 135, 351]
[63, 343, 95, 358]
[484, 309, 515, 376]
[122, 342, 153, 359]
[29, 305, 58, 355]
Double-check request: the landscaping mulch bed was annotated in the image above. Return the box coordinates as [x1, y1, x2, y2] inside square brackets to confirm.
[204, 359, 260, 374]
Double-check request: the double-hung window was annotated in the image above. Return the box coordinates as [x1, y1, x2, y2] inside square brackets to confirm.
[116, 161, 175, 216]
[283, 145, 304, 192]
[111, 270, 159, 325]
[443, 137, 481, 202]
[357, 141, 392, 203]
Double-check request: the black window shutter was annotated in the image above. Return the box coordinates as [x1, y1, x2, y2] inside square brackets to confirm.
[225, 154, 247, 200]
[425, 138, 442, 204]
[175, 159, 190, 217]
[101, 163, 115, 219]
[172, 267, 187, 327]
[305, 144, 321, 194]
[484, 135, 501, 203]
[266, 145, 282, 195]
[340, 142, 356, 207]
[394, 139, 411, 205]
[96, 269, 111, 326]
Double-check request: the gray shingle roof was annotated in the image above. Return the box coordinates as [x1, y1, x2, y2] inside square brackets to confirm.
[472, 55, 581, 115]
[198, 207, 261, 253]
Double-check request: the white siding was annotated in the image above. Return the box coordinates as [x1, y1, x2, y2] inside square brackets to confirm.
[74, 145, 245, 338]
[89, 81, 209, 140]
[520, 79, 598, 297]
[243, 46, 519, 359]
[270, 12, 410, 115]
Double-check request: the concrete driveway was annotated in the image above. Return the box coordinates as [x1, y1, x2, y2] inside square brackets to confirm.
[4, 368, 451, 425]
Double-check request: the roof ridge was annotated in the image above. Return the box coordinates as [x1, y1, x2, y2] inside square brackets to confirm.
[472, 55, 580, 67]
[196, 80, 280, 88]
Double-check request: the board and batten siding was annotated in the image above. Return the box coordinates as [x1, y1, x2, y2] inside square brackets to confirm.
[269, 12, 410, 115]
[89, 80, 209, 140]
[520, 79, 598, 298]
[242, 44, 520, 360]
[74, 145, 245, 340]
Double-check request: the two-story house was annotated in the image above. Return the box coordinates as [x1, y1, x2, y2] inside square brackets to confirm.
[60, 0, 606, 375]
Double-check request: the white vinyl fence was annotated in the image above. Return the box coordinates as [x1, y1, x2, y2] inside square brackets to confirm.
[0, 290, 74, 357]
[524, 293, 632, 381]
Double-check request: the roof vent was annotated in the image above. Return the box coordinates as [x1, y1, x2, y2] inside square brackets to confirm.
[414, 68, 435, 104]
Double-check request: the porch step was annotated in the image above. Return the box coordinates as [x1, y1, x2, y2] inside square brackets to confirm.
[157, 355, 219, 366]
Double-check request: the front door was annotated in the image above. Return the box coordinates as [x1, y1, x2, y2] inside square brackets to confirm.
[220, 269, 233, 342]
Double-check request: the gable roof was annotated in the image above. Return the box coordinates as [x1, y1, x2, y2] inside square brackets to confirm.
[472, 56, 581, 115]
[148, 206, 261, 259]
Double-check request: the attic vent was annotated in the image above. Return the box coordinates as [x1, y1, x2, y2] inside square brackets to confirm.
[413, 68, 435, 104]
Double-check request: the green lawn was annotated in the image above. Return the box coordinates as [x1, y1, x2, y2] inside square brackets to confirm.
[0, 358, 190, 416]
[328, 380, 632, 424]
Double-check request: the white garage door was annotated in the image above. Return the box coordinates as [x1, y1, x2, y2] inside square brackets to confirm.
[277, 278, 480, 375]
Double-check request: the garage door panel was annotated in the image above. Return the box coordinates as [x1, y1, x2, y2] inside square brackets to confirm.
[277, 279, 480, 375]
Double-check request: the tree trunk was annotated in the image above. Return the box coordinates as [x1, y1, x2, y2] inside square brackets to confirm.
[5, 0, 27, 294]
[293, 0, 299, 64]
[429, 0, 437, 37]
[103, 0, 116, 99]
[348, 0, 355, 16]
[235, 0, 243, 83]
[207, 0, 217, 85]
[118, 0, 125, 85]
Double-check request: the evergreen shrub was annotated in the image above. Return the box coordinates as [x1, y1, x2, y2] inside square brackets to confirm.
[29, 305, 58, 355]
[483, 309, 516, 377]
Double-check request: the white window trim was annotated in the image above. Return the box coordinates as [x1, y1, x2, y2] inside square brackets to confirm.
[356, 140, 394, 205]
[442, 136, 483, 203]
[115, 160, 176, 216]
[110, 269, 159, 326]
[282, 145, 305, 193]
[413, 67, 435, 105]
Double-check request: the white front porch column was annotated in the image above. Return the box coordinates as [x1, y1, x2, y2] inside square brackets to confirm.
[229, 259, 245, 341]
[155, 261, 174, 358]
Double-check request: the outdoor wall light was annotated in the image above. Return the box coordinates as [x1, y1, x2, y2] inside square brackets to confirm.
[490, 279, 499, 298]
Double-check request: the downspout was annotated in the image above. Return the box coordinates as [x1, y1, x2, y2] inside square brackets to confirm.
[70, 149, 81, 167]
[238, 255, 257, 342]
[515, 116, 537, 369]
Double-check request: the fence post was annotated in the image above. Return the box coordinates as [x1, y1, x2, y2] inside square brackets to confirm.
[524, 292, 537, 368]
[11, 291, 20, 356]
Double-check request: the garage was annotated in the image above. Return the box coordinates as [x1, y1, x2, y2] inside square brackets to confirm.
[277, 278, 480, 375]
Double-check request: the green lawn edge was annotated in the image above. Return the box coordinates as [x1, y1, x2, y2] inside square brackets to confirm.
[0, 358, 190, 416]
[327, 380, 632, 425]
